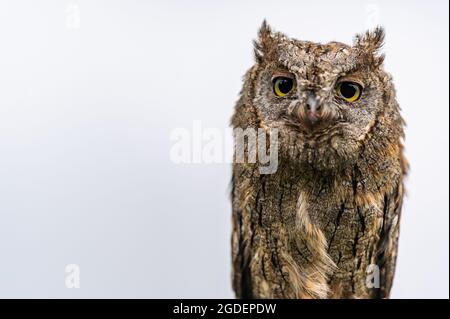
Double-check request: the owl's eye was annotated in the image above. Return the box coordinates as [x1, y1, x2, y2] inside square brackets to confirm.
[335, 81, 362, 102]
[273, 77, 295, 97]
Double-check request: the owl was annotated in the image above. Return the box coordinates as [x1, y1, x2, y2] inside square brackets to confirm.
[231, 21, 408, 299]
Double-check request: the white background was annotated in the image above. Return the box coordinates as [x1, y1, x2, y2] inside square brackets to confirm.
[0, 0, 448, 298]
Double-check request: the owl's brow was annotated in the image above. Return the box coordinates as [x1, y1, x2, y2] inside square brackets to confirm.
[333, 59, 367, 81]
[346, 48, 382, 71]
[272, 70, 295, 79]
[336, 72, 365, 88]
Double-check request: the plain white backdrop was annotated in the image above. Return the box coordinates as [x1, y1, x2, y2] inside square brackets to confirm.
[0, 0, 448, 298]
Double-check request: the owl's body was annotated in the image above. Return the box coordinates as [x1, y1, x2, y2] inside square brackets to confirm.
[231, 23, 407, 299]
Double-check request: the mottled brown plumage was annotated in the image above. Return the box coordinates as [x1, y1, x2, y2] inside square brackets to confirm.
[231, 22, 408, 299]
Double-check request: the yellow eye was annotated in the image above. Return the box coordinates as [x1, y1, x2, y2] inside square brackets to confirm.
[273, 77, 295, 97]
[335, 81, 362, 102]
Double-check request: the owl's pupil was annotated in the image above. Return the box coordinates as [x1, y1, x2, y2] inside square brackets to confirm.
[277, 78, 293, 94]
[340, 83, 357, 98]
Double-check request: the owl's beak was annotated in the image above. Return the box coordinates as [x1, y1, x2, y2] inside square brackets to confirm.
[298, 93, 323, 130]
[305, 94, 320, 124]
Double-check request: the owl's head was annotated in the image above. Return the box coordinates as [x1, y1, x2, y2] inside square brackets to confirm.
[241, 21, 403, 171]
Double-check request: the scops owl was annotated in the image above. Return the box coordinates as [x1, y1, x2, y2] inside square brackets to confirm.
[231, 22, 408, 299]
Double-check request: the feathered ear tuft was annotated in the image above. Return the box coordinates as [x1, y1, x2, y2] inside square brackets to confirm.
[354, 26, 385, 53]
[254, 20, 274, 63]
[353, 26, 386, 66]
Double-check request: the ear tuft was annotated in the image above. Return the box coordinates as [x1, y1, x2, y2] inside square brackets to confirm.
[354, 26, 385, 52]
[354, 26, 386, 66]
[254, 20, 274, 62]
